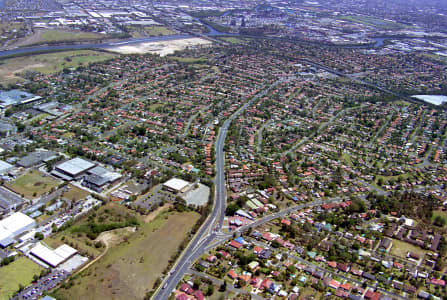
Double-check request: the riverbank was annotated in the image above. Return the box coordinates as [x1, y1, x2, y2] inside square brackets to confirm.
[0, 34, 192, 58]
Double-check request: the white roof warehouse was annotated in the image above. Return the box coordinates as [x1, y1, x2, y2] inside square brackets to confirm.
[0, 212, 36, 247]
[52, 157, 95, 180]
[30, 243, 77, 267]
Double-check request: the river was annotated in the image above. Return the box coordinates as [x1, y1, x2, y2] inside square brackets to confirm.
[0, 19, 388, 58]
[0, 34, 192, 58]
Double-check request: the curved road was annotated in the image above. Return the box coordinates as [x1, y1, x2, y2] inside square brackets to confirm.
[154, 79, 283, 300]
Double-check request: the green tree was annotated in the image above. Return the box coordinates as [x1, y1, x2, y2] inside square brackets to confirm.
[225, 203, 241, 216]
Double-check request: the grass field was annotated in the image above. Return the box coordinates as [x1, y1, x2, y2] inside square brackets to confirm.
[299, 287, 322, 299]
[341, 152, 353, 166]
[390, 238, 427, 259]
[168, 56, 208, 64]
[0, 256, 44, 299]
[18, 29, 106, 47]
[41, 30, 103, 42]
[219, 37, 245, 44]
[129, 26, 175, 38]
[6, 170, 60, 199]
[61, 185, 91, 202]
[148, 103, 164, 112]
[432, 210, 447, 224]
[374, 173, 411, 185]
[53, 209, 199, 300]
[0, 50, 117, 84]
[339, 15, 411, 30]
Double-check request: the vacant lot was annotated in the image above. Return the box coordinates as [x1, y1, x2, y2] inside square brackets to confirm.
[53, 209, 199, 300]
[6, 170, 60, 199]
[0, 50, 117, 84]
[391, 238, 427, 259]
[219, 37, 245, 44]
[169, 56, 208, 64]
[46, 203, 140, 259]
[62, 185, 91, 202]
[0, 256, 43, 299]
[16, 29, 106, 47]
[129, 26, 175, 38]
[108, 38, 212, 56]
[339, 15, 410, 30]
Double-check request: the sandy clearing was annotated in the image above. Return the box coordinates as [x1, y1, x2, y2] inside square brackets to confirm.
[9, 29, 44, 48]
[75, 226, 136, 274]
[107, 37, 212, 56]
[95, 227, 136, 247]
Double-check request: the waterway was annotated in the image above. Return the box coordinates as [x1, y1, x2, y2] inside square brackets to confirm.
[0, 18, 388, 58]
[0, 34, 191, 58]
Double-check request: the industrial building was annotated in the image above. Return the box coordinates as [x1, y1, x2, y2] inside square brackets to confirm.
[0, 90, 42, 109]
[0, 160, 13, 174]
[52, 157, 95, 180]
[0, 212, 36, 247]
[161, 178, 210, 206]
[0, 120, 16, 137]
[30, 243, 77, 267]
[82, 166, 122, 192]
[0, 186, 24, 215]
[17, 151, 58, 168]
[163, 178, 191, 194]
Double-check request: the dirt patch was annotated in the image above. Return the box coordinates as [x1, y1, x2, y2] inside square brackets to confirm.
[10, 30, 44, 48]
[95, 227, 136, 247]
[144, 203, 172, 223]
[0, 62, 45, 83]
[108, 38, 212, 56]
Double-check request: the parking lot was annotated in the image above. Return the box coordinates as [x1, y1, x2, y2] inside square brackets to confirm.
[13, 269, 69, 300]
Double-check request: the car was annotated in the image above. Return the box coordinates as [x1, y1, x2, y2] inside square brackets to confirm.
[163, 283, 168, 289]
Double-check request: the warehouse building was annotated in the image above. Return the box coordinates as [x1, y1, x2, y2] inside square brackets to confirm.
[17, 151, 58, 168]
[0, 212, 36, 247]
[163, 178, 191, 194]
[82, 166, 122, 192]
[30, 243, 77, 267]
[52, 157, 95, 181]
[0, 120, 16, 137]
[0, 90, 42, 108]
[0, 186, 24, 215]
[0, 160, 13, 174]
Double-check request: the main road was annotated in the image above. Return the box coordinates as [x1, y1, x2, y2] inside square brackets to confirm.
[153, 79, 284, 300]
